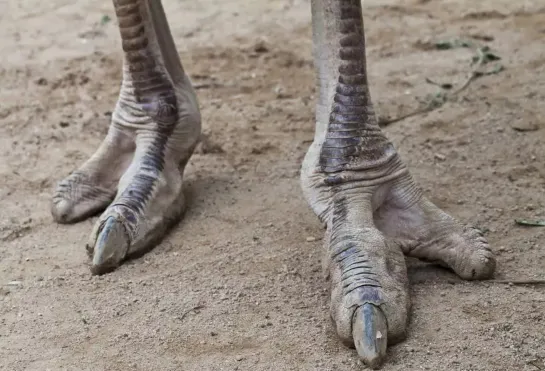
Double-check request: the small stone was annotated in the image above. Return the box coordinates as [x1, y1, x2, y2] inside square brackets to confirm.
[235, 356, 244, 361]
[7, 281, 22, 286]
[253, 40, 269, 53]
[35, 77, 48, 85]
[510, 119, 539, 132]
[306, 236, 317, 242]
[434, 153, 446, 161]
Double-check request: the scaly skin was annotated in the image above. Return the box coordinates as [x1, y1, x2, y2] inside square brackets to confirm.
[52, 0, 201, 274]
[301, 0, 495, 368]
[51, 0, 496, 368]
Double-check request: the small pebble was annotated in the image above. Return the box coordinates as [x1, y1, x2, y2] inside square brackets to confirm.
[306, 236, 317, 242]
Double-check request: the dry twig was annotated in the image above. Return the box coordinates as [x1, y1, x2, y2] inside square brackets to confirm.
[379, 42, 503, 127]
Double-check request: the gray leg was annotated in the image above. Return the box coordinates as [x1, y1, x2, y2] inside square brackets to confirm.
[52, 0, 201, 274]
[301, 0, 495, 368]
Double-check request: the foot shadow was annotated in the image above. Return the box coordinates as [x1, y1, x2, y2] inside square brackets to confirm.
[406, 257, 461, 285]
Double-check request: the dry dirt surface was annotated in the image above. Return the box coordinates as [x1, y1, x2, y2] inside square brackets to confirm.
[1, 0, 545, 370]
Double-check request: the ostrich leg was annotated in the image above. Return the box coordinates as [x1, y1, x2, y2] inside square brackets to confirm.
[51, 0, 200, 274]
[301, 0, 496, 368]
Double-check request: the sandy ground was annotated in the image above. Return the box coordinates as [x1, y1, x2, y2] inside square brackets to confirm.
[1, 0, 545, 370]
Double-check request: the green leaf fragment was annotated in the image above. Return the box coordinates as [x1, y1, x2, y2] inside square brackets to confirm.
[484, 52, 501, 61]
[101, 15, 111, 25]
[435, 41, 455, 50]
[434, 39, 474, 50]
[472, 47, 502, 65]
[425, 77, 454, 90]
[515, 219, 545, 227]
[475, 63, 505, 77]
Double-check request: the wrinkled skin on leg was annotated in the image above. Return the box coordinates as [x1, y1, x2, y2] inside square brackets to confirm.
[52, 0, 201, 274]
[301, 0, 495, 368]
[50, 0, 496, 368]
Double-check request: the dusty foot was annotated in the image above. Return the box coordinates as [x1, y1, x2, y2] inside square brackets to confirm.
[52, 0, 201, 275]
[52, 78, 200, 275]
[302, 151, 496, 369]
